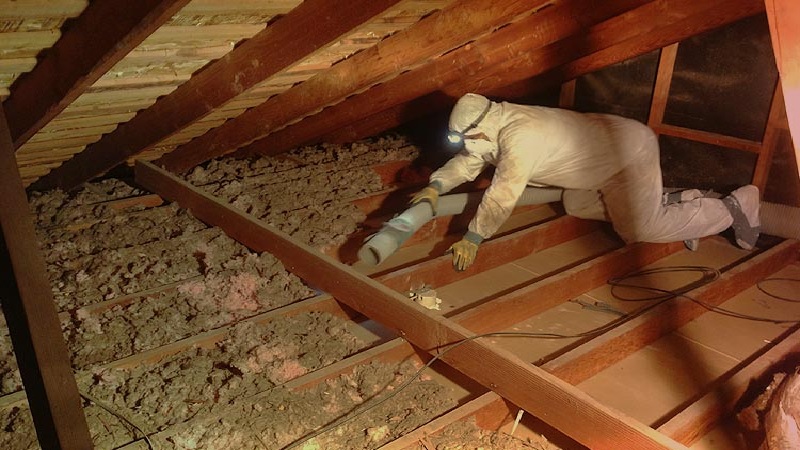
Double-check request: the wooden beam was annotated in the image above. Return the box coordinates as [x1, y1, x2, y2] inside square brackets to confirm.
[765, 0, 800, 175]
[651, 123, 763, 153]
[248, 0, 763, 155]
[457, 241, 685, 334]
[317, 0, 765, 147]
[29, 0, 402, 192]
[135, 159, 689, 450]
[246, 0, 650, 155]
[648, 43, 679, 128]
[658, 327, 800, 445]
[156, 0, 558, 172]
[541, 240, 800, 385]
[558, 79, 577, 109]
[753, 82, 788, 190]
[378, 215, 601, 293]
[3, 0, 191, 149]
[0, 107, 93, 448]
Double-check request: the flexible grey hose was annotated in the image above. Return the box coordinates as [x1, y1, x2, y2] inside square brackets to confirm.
[357, 187, 563, 266]
[761, 201, 800, 241]
[358, 186, 800, 267]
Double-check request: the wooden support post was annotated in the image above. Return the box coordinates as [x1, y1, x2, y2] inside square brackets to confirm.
[559, 80, 577, 109]
[648, 44, 679, 129]
[136, 160, 688, 450]
[753, 82, 789, 190]
[0, 108, 92, 448]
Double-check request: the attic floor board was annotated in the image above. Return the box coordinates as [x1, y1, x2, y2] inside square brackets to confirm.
[436, 229, 622, 314]
[689, 422, 750, 450]
[577, 264, 800, 427]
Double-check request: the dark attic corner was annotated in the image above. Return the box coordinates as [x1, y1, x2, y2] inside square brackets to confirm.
[2, 1, 800, 450]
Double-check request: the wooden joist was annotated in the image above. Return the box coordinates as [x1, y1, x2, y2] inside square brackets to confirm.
[0, 107, 93, 448]
[135, 159, 689, 450]
[4, 0, 192, 149]
[542, 240, 800, 385]
[156, 0, 557, 173]
[29, 0, 403, 192]
[456, 241, 685, 333]
[658, 327, 800, 445]
[317, 0, 766, 147]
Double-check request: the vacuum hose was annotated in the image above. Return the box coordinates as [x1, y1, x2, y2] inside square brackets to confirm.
[357, 188, 800, 267]
[357, 187, 564, 266]
[761, 201, 800, 241]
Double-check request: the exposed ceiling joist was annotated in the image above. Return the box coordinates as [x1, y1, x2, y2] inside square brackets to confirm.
[30, 0, 403, 192]
[765, 0, 800, 175]
[156, 0, 556, 173]
[135, 159, 690, 450]
[311, 0, 767, 147]
[3, 0, 192, 149]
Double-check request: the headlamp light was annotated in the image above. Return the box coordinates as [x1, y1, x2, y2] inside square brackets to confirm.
[447, 132, 464, 145]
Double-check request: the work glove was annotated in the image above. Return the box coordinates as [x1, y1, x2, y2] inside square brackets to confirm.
[409, 184, 440, 215]
[447, 232, 483, 272]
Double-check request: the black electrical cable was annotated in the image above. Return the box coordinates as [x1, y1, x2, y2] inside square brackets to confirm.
[80, 391, 157, 450]
[757, 278, 800, 303]
[610, 266, 800, 325]
[282, 266, 800, 449]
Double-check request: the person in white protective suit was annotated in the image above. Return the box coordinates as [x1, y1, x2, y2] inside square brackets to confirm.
[410, 93, 761, 272]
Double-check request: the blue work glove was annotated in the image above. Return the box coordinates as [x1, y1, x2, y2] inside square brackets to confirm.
[447, 232, 483, 272]
[409, 183, 441, 215]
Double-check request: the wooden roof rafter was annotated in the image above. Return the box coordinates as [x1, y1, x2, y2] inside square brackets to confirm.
[30, 0, 406, 192]
[154, 0, 559, 173]
[4, 0, 192, 149]
[246, 0, 765, 155]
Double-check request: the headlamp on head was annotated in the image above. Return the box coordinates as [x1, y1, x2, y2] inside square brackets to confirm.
[446, 97, 492, 148]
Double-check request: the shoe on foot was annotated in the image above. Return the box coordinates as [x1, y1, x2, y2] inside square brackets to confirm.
[722, 185, 760, 250]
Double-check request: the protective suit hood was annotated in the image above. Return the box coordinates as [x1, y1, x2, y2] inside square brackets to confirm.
[448, 93, 503, 158]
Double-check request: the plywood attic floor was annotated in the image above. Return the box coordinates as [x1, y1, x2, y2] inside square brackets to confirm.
[3, 134, 800, 449]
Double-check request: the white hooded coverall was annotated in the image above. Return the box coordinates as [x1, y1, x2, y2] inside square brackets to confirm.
[430, 98, 735, 244]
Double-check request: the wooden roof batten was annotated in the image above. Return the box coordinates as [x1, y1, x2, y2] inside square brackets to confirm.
[29, 0, 405, 192]
[3, 0, 192, 150]
[254, 0, 767, 153]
